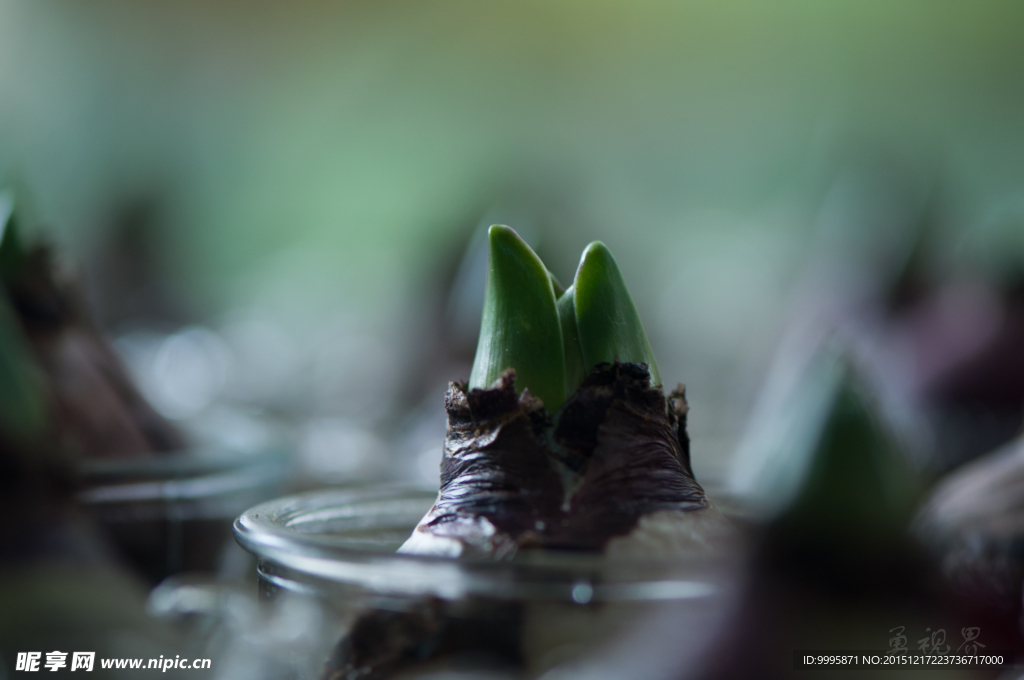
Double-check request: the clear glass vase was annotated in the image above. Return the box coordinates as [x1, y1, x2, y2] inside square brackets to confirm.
[233, 485, 733, 679]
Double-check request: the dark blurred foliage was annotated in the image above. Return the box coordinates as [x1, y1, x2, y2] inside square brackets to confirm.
[703, 372, 1019, 680]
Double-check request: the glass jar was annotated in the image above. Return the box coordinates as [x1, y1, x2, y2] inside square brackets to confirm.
[234, 485, 733, 679]
[79, 443, 290, 583]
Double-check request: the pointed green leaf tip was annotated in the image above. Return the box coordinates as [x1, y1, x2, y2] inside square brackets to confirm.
[573, 242, 660, 386]
[0, 196, 28, 284]
[0, 201, 47, 441]
[469, 225, 566, 410]
[775, 374, 920, 559]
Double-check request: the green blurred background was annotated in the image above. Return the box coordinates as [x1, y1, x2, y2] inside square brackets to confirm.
[3, 0, 1024, 478]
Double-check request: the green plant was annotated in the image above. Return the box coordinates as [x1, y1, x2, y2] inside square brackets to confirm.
[469, 225, 660, 411]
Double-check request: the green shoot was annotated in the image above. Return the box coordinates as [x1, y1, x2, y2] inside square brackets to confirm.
[469, 225, 566, 410]
[572, 242, 660, 386]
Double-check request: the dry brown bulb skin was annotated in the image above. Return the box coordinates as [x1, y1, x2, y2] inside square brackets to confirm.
[330, 363, 723, 680]
[401, 370, 564, 559]
[2, 238, 184, 459]
[402, 362, 710, 558]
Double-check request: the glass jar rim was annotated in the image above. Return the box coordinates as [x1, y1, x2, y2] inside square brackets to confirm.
[234, 484, 725, 604]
